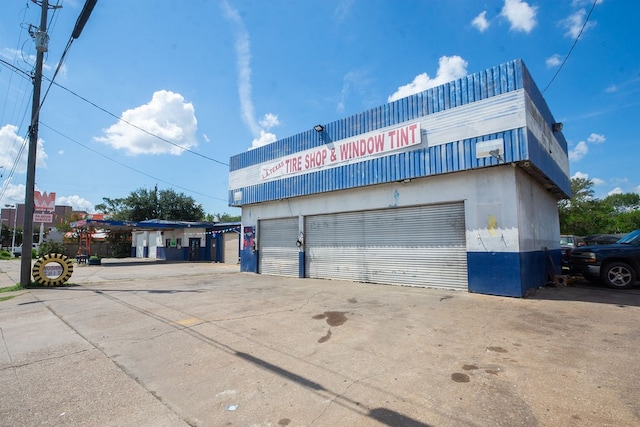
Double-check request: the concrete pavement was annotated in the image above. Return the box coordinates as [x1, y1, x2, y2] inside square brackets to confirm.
[0, 258, 639, 426]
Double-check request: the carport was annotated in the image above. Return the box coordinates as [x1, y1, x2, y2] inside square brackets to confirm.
[70, 218, 240, 263]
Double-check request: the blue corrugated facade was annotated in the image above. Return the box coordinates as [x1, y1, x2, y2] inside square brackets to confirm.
[229, 59, 570, 206]
[229, 59, 569, 297]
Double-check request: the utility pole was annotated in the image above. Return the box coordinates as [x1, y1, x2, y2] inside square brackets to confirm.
[21, 0, 57, 287]
[20, 0, 96, 287]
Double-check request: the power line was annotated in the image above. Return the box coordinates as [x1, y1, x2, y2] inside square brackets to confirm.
[542, 0, 598, 93]
[1, 60, 230, 168]
[45, 77, 229, 167]
[39, 121, 229, 203]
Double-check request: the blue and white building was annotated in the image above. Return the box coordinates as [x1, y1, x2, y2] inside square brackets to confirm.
[228, 59, 570, 297]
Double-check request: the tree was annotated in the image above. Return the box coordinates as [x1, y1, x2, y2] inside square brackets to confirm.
[204, 212, 241, 222]
[95, 187, 205, 221]
[559, 178, 640, 235]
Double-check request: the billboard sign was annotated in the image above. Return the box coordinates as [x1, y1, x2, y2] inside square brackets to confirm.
[34, 191, 56, 211]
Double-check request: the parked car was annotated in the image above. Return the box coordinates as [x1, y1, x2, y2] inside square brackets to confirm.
[582, 233, 625, 246]
[560, 235, 586, 271]
[569, 229, 640, 289]
[12, 243, 39, 257]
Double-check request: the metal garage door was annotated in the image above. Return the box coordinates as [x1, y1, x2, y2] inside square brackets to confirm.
[258, 217, 299, 277]
[305, 203, 468, 290]
[223, 232, 239, 264]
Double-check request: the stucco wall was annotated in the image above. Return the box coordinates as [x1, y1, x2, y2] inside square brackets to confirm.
[240, 165, 560, 296]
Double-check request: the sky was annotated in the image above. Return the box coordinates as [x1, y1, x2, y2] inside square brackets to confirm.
[0, 0, 638, 217]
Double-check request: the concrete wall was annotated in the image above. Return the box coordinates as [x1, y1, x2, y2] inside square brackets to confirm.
[240, 165, 561, 296]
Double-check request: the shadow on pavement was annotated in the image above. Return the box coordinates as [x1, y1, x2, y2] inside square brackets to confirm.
[530, 277, 640, 307]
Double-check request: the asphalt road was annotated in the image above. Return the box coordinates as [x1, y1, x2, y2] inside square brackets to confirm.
[0, 259, 639, 426]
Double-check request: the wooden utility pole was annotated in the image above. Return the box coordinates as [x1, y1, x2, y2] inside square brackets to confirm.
[21, 0, 55, 287]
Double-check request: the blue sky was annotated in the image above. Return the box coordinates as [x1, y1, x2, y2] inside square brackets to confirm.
[0, 0, 637, 216]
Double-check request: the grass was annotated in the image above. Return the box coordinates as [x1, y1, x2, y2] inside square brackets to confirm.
[0, 284, 23, 293]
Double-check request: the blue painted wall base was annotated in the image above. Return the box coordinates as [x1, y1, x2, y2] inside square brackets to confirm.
[467, 250, 561, 297]
[241, 249, 258, 273]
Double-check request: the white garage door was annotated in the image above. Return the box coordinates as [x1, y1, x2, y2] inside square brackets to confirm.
[258, 217, 299, 277]
[305, 203, 468, 290]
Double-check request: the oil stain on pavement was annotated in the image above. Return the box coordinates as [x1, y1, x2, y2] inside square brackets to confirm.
[313, 311, 348, 343]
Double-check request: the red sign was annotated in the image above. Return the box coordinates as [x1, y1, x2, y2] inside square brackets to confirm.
[34, 191, 56, 211]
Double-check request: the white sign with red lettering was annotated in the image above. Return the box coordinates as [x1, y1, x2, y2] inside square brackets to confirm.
[260, 122, 421, 181]
[34, 213, 53, 223]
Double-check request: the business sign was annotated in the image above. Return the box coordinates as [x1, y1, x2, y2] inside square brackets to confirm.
[34, 191, 56, 211]
[34, 213, 53, 223]
[260, 122, 422, 181]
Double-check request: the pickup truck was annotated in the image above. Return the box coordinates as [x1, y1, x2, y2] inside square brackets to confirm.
[12, 243, 39, 257]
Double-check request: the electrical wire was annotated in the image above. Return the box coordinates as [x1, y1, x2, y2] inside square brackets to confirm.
[542, 0, 598, 93]
[2, 57, 230, 170]
[45, 77, 230, 167]
[39, 121, 229, 203]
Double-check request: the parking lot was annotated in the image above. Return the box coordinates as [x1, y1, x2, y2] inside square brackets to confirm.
[1, 259, 639, 426]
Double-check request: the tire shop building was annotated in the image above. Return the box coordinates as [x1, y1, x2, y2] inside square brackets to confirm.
[228, 59, 570, 297]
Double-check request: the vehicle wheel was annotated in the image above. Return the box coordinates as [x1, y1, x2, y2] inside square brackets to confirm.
[602, 262, 636, 289]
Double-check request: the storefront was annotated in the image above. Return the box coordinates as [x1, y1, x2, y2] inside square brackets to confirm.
[228, 59, 570, 297]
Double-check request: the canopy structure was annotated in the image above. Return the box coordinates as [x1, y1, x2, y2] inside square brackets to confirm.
[70, 218, 222, 256]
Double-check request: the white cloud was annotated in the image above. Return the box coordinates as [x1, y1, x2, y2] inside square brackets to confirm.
[251, 130, 277, 149]
[568, 133, 606, 161]
[222, 0, 279, 148]
[571, 171, 589, 180]
[561, 9, 596, 39]
[572, 171, 604, 186]
[472, 11, 490, 32]
[0, 124, 47, 173]
[546, 54, 562, 68]
[0, 182, 26, 206]
[587, 133, 605, 143]
[337, 69, 374, 114]
[500, 0, 537, 33]
[203, 134, 210, 143]
[605, 84, 617, 93]
[569, 140, 588, 161]
[607, 187, 623, 196]
[95, 90, 198, 156]
[334, 0, 354, 23]
[571, 0, 604, 9]
[57, 195, 94, 212]
[388, 55, 468, 102]
[259, 113, 280, 130]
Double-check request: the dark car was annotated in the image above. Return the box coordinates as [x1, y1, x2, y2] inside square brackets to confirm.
[560, 235, 585, 271]
[569, 229, 640, 289]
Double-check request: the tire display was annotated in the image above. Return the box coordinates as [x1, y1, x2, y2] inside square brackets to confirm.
[32, 253, 74, 286]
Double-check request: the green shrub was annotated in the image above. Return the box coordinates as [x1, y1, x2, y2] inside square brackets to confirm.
[37, 240, 67, 257]
[0, 250, 12, 260]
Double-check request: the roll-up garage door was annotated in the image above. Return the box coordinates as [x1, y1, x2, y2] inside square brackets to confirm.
[223, 232, 239, 264]
[258, 217, 299, 277]
[305, 203, 467, 290]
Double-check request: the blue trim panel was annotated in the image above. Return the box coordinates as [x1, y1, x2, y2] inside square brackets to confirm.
[241, 249, 258, 273]
[229, 130, 527, 206]
[230, 59, 525, 172]
[527, 129, 572, 197]
[468, 249, 561, 297]
[228, 58, 569, 206]
[299, 251, 305, 278]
